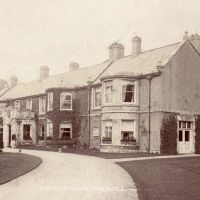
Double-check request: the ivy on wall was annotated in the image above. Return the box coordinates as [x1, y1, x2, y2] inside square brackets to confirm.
[195, 115, 200, 154]
[160, 114, 177, 155]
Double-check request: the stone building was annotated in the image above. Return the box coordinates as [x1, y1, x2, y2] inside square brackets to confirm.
[1, 32, 200, 153]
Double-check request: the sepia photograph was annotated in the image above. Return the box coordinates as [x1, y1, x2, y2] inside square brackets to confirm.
[0, 0, 200, 199]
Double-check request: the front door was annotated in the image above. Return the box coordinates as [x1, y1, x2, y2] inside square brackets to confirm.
[23, 125, 31, 140]
[178, 121, 193, 153]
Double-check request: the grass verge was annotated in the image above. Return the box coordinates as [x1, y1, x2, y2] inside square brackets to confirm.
[0, 152, 42, 184]
[118, 157, 200, 200]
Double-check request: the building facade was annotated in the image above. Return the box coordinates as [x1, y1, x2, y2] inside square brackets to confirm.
[1, 32, 200, 153]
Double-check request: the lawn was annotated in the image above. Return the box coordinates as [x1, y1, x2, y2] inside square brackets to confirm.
[0, 152, 42, 184]
[20, 145, 157, 159]
[118, 157, 200, 200]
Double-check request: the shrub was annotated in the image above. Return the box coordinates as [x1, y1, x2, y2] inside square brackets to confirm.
[11, 134, 16, 141]
[195, 115, 200, 154]
[160, 114, 177, 155]
[46, 136, 53, 140]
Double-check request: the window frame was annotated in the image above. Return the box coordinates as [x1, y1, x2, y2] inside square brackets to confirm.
[121, 81, 135, 104]
[103, 120, 112, 139]
[104, 81, 113, 104]
[39, 96, 46, 115]
[47, 92, 53, 111]
[60, 92, 72, 111]
[26, 98, 32, 110]
[14, 100, 20, 110]
[59, 123, 72, 139]
[47, 119, 53, 137]
[92, 87, 101, 108]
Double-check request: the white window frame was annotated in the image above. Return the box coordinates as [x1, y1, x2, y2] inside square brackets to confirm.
[26, 98, 32, 110]
[39, 96, 46, 115]
[14, 100, 20, 109]
[47, 119, 53, 137]
[92, 87, 101, 108]
[103, 120, 112, 139]
[104, 81, 113, 104]
[47, 92, 53, 111]
[121, 81, 135, 104]
[59, 123, 72, 139]
[60, 92, 72, 110]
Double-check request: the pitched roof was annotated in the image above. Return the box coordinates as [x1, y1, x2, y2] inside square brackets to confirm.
[0, 40, 186, 101]
[0, 60, 111, 100]
[94, 42, 182, 83]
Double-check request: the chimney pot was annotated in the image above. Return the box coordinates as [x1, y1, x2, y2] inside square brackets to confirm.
[10, 75, 18, 87]
[132, 36, 142, 57]
[109, 42, 124, 61]
[69, 62, 79, 71]
[183, 31, 189, 40]
[40, 66, 49, 80]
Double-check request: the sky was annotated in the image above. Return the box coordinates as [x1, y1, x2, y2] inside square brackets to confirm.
[0, 0, 200, 83]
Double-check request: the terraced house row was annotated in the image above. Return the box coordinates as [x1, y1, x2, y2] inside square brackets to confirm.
[1, 32, 200, 153]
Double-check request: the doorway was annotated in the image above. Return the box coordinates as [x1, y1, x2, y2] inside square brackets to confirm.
[178, 121, 193, 153]
[23, 124, 31, 140]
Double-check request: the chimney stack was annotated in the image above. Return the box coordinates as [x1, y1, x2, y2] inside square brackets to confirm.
[109, 42, 124, 61]
[40, 66, 49, 80]
[183, 31, 189, 40]
[69, 62, 79, 71]
[189, 33, 200, 52]
[10, 75, 18, 87]
[132, 36, 142, 57]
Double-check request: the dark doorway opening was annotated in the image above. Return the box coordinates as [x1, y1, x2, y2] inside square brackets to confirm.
[23, 125, 31, 140]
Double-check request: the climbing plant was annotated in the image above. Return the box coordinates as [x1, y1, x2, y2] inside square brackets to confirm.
[160, 114, 177, 155]
[195, 115, 200, 154]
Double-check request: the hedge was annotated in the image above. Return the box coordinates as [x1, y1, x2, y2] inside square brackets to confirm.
[160, 114, 177, 155]
[195, 115, 200, 154]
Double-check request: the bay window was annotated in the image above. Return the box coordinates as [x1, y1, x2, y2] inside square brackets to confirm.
[105, 81, 113, 103]
[122, 83, 135, 103]
[103, 121, 112, 140]
[60, 92, 72, 110]
[121, 120, 136, 143]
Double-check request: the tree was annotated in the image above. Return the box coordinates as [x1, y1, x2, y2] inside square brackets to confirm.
[160, 114, 177, 155]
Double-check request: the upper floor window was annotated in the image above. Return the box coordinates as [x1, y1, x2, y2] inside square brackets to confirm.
[60, 92, 72, 110]
[93, 87, 101, 108]
[47, 92, 53, 111]
[14, 100, 20, 109]
[122, 83, 135, 103]
[26, 98, 32, 110]
[39, 96, 46, 114]
[105, 81, 113, 104]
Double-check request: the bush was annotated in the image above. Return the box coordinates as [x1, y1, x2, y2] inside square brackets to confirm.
[46, 136, 53, 140]
[160, 114, 177, 155]
[38, 135, 44, 140]
[195, 115, 200, 154]
[11, 134, 16, 141]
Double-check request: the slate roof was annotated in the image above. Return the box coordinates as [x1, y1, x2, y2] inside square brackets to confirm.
[94, 42, 182, 83]
[0, 60, 111, 100]
[0, 40, 185, 101]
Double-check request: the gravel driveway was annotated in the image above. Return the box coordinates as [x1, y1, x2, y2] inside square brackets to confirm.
[0, 149, 138, 200]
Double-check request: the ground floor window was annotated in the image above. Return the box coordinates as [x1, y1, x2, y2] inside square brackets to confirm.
[47, 120, 53, 138]
[23, 124, 31, 140]
[38, 125, 45, 140]
[121, 120, 136, 143]
[102, 121, 112, 143]
[60, 123, 72, 140]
